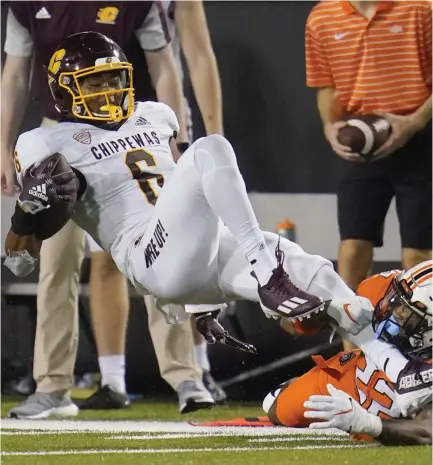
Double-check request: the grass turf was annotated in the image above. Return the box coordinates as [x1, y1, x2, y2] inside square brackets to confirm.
[2, 392, 431, 465]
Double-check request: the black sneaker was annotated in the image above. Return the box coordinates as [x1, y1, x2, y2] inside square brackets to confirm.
[78, 385, 130, 410]
[203, 371, 228, 404]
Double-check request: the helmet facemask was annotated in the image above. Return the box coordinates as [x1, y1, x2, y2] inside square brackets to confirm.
[373, 277, 432, 359]
[54, 59, 134, 124]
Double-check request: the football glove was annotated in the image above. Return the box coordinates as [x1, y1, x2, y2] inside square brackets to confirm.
[304, 383, 382, 436]
[195, 310, 257, 354]
[18, 153, 77, 214]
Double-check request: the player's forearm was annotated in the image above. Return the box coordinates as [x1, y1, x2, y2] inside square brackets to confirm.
[188, 54, 223, 135]
[1, 60, 31, 151]
[377, 404, 432, 446]
[377, 418, 432, 446]
[4, 204, 42, 277]
[4, 229, 41, 278]
[410, 95, 432, 130]
[5, 229, 41, 257]
[317, 86, 344, 126]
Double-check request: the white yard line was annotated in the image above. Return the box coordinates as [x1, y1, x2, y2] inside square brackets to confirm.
[0, 419, 348, 436]
[1, 444, 374, 456]
[248, 437, 350, 443]
[103, 433, 351, 441]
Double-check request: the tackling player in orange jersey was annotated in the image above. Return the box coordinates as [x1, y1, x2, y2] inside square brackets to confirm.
[264, 261, 432, 446]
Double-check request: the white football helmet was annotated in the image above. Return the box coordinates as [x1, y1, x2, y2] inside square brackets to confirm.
[373, 260, 432, 358]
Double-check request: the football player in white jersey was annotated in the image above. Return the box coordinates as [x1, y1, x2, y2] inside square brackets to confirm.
[4, 33, 426, 416]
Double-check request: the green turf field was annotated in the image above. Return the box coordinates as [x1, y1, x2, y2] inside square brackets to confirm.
[2, 393, 431, 465]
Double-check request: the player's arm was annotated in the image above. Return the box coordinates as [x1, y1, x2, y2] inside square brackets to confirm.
[3, 205, 42, 277]
[4, 147, 81, 277]
[134, 3, 188, 142]
[175, 0, 223, 135]
[376, 403, 432, 446]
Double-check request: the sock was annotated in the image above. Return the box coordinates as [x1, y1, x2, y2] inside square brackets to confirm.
[98, 355, 126, 394]
[342, 326, 408, 382]
[196, 136, 276, 285]
[194, 341, 211, 372]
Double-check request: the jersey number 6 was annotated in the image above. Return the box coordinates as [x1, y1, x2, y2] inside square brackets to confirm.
[125, 149, 164, 205]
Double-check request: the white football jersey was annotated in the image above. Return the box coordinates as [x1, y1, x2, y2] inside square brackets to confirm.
[14, 101, 179, 273]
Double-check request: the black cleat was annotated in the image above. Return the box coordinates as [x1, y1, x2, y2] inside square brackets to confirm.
[78, 385, 130, 410]
[257, 240, 324, 321]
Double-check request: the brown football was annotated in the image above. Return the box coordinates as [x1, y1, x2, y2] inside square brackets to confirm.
[338, 115, 392, 161]
[32, 153, 77, 240]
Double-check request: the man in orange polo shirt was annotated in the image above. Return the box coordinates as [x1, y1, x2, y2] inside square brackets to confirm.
[305, 2, 432, 293]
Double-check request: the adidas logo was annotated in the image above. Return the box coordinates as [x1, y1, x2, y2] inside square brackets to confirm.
[135, 117, 150, 127]
[29, 184, 48, 201]
[35, 7, 51, 19]
[277, 297, 308, 314]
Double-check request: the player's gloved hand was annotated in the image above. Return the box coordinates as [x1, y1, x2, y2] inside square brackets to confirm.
[195, 310, 257, 354]
[18, 154, 77, 214]
[304, 384, 383, 436]
[395, 358, 432, 418]
[324, 297, 374, 335]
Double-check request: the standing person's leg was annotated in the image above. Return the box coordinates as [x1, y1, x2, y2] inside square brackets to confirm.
[79, 235, 130, 410]
[145, 296, 215, 413]
[191, 319, 227, 403]
[9, 219, 85, 419]
[394, 126, 432, 270]
[337, 169, 394, 291]
[337, 167, 394, 351]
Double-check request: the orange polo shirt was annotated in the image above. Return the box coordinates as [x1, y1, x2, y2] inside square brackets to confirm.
[305, 1, 432, 115]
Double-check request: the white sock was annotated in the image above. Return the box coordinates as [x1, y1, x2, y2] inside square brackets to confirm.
[342, 326, 408, 382]
[194, 341, 211, 372]
[98, 355, 126, 394]
[196, 136, 276, 285]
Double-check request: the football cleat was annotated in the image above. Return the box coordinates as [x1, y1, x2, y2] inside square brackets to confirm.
[256, 241, 325, 321]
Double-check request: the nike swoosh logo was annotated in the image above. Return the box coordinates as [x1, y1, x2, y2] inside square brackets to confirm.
[334, 33, 348, 40]
[343, 303, 357, 323]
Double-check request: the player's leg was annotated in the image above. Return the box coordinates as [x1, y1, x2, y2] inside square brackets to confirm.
[265, 350, 361, 427]
[265, 366, 329, 427]
[212, 228, 410, 384]
[217, 228, 355, 303]
[9, 219, 84, 419]
[144, 296, 215, 413]
[79, 235, 130, 410]
[130, 135, 322, 318]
